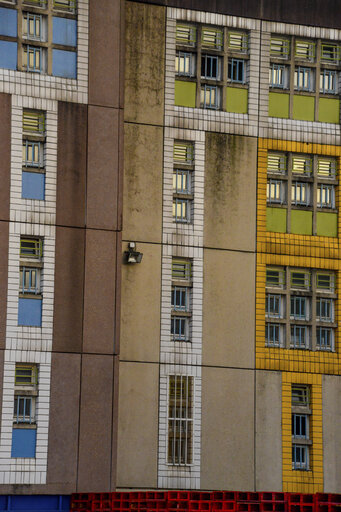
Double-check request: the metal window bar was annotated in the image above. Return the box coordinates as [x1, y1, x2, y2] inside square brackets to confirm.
[266, 268, 285, 288]
[171, 287, 188, 312]
[23, 0, 47, 6]
[174, 142, 194, 164]
[228, 58, 245, 83]
[267, 179, 285, 204]
[201, 28, 223, 50]
[173, 198, 190, 223]
[14, 396, 33, 424]
[265, 294, 281, 318]
[316, 327, 333, 350]
[53, 0, 76, 12]
[290, 296, 308, 320]
[292, 156, 312, 175]
[23, 141, 42, 168]
[317, 158, 336, 178]
[171, 317, 188, 341]
[20, 267, 39, 295]
[316, 298, 333, 322]
[292, 414, 309, 439]
[295, 41, 315, 61]
[168, 376, 193, 465]
[228, 32, 248, 53]
[176, 52, 194, 77]
[20, 238, 42, 259]
[290, 325, 309, 349]
[321, 43, 340, 64]
[173, 169, 191, 194]
[291, 182, 309, 206]
[269, 64, 285, 88]
[267, 153, 287, 174]
[200, 85, 218, 109]
[316, 272, 335, 292]
[201, 54, 219, 80]
[270, 38, 290, 58]
[292, 385, 309, 406]
[15, 365, 37, 386]
[320, 70, 337, 94]
[23, 110, 45, 134]
[172, 260, 191, 280]
[292, 445, 308, 470]
[294, 67, 313, 91]
[176, 24, 196, 46]
[23, 13, 42, 41]
[290, 270, 310, 289]
[265, 323, 281, 346]
[317, 184, 334, 208]
[23, 45, 42, 73]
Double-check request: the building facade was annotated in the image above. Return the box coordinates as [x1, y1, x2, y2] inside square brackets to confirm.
[0, 0, 340, 508]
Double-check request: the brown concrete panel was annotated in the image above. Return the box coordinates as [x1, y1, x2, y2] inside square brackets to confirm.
[111, 355, 120, 489]
[87, 106, 119, 230]
[56, 102, 87, 228]
[0, 350, 4, 431]
[117, 361, 158, 488]
[0, 94, 11, 222]
[201, 366, 254, 490]
[83, 230, 117, 354]
[89, 0, 124, 108]
[0, 222, 8, 349]
[203, 249, 255, 368]
[53, 227, 85, 353]
[204, 133, 257, 252]
[322, 375, 341, 492]
[47, 353, 81, 488]
[77, 354, 114, 492]
[255, 370, 282, 491]
[125, 2, 165, 126]
[123, 123, 163, 243]
[120, 242, 161, 362]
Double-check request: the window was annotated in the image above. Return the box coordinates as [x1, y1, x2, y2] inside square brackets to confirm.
[292, 385, 311, 471]
[20, 237, 42, 259]
[12, 364, 38, 458]
[266, 152, 338, 235]
[320, 69, 338, 94]
[171, 258, 192, 342]
[19, 237, 43, 327]
[22, 109, 46, 200]
[0, 3, 77, 77]
[265, 266, 336, 351]
[175, 22, 248, 111]
[321, 42, 341, 64]
[173, 141, 194, 224]
[168, 375, 193, 465]
[269, 64, 289, 88]
[270, 37, 290, 59]
[294, 66, 314, 91]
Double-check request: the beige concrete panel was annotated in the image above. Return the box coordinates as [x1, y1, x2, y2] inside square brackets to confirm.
[123, 123, 163, 243]
[203, 249, 255, 368]
[117, 361, 158, 488]
[124, 2, 165, 125]
[120, 242, 161, 362]
[47, 353, 80, 488]
[322, 375, 341, 492]
[201, 366, 255, 490]
[255, 370, 282, 491]
[204, 133, 257, 252]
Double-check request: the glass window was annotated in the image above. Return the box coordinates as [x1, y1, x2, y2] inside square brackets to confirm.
[228, 32, 248, 53]
[270, 37, 290, 59]
[291, 182, 310, 206]
[168, 375, 193, 465]
[320, 69, 337, 94]
[294, 67, 314, 91]
[290, 325, 309, 349]
[295, 40, 315, 61]
[176, 52, 195, 77]
[172, 259, 191, 280]
[201, 54, 220, 80]
[228, 58, 245, 83]
[200, 85, 219, 109]
[317, 184, 335, 208]
[290, 296, 309, 320]
[202, 27, 223, 50]
[267, 179, 286, 205]
[176, 24, 196, 47]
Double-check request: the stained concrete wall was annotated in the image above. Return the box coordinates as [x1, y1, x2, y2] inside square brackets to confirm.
[204, 133, 257, 252]
[255, 370, 282, 491]
[201, 367, 255, 490]
[203, 249, 255, 368]
[117, 362, 159, 488]
[322, 375, 341, 492]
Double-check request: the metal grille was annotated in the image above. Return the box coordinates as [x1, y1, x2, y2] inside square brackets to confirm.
[168, 375, 193, 465]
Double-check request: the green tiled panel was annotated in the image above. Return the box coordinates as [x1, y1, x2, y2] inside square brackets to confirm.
[174, 80, 196, 107]
[318, 97, 340, 124]
[266, 207, 287, 233]
[316, 212, 338, 237]
[293, 95, 315, 121]
[268, 92, 289, 118]
[226, 87, 248, 114]
[291, 210, 313, 235]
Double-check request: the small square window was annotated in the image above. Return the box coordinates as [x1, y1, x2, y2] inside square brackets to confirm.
[292, 413, 309, 439]
[268, 153, 287, 174]
[20, 237, 43, 259]
[321, 42, 340, 64]
[13, 396, 34, 424]
[174, 142, 194, 164]
[201, 27, 223, 50]
[270, 37, 290, 59]
[176, 52, 195, 77]
[20, 267, 40, 295]
[176, 24, 196, 47]
[295, 41, 315, 62]
[172, 287, 189, 312]
[265, 323, 284, 347]
[173, 169, 191, 194]
[290, 270, 310, 289]
[292, 444, 309, 470]
[266, 294, 283, 318]
[292, 156, 312, 176]
[317, 158, 336, 179]
[290, 325, 309, 349]
[53, 0, 76, 13]
[228, 58, 245, 84]
[173, 198, 190, 223]
[22, 45, 46, 74]
[316, 298, 333, 322]
[22, 12, 46, 42]
[172, 259, 191, 281]
[171, 316, 189, 341]
[316, 272, 335, 292]
[316, 327, 334, 351]
[290, 296, 309, 320]
[228, 32, 248, 53]
[22, 141, 44, 168]
[15, 364, 37, 386]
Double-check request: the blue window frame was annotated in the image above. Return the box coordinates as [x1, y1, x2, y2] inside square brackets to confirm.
[267, 179, 286, 205]
[320, 69, 337, 94]
[290, 325, 309, 349]
[171, 316, 188, 341]
[172, 287, 189, 312]
[200, 85, 219, 109]
[316, 327, 333, 351]
[316, 298, 333, 322]
[173, 198, 190, 223]
[201, 54, 220, 80]
[11, 428, 37, 458]
[294, 66, 314, 91]
[290, 296, 308, 320]
[20, 267, 40, 295]
[291, 182, 310, 206]
[18, 298, 42, 327]
[292, 413, 308, 439]
[22, 171, 45, 200]
[173, 169, 191, 194]
[14, 396, 34, 424]
[175, 51, 195, 77]
[228, 58, 245, 83]
[23, 45, 42, 73]
[23, 141, 43, 168]
[292, 444, 309, 470]
[23, 13, 43, 41]
[269, 64, 287, 88]
[265, 323, 282, 347]
[317, 184, 335, 208]
[266, 294, 282, 318]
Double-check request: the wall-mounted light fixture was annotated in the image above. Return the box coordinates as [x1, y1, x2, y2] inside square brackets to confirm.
[124, 242, 143, 264]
